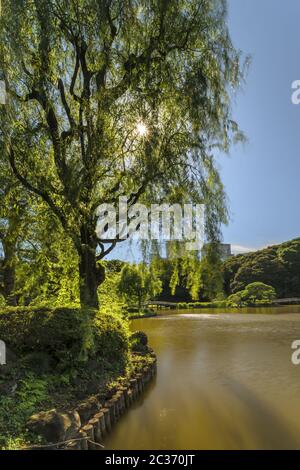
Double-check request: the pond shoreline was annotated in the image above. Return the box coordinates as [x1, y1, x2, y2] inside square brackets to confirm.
[26, 353, 157, 450]
[147, 300, 300, 312]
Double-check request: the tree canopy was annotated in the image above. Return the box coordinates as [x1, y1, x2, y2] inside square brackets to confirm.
[0, 0, 246, 307]
[223, 238, 300, 298]
[226, 282, 276, 307]
[118, 263, 162, 308]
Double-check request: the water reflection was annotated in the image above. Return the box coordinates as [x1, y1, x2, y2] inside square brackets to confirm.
[104, 308, 300, 449]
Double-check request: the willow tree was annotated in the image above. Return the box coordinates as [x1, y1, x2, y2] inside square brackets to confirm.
[0, 0, 246, 308]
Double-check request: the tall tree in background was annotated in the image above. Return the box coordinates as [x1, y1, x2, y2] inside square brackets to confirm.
[118, 263, 162, 309]
[0, 0, 246, 308]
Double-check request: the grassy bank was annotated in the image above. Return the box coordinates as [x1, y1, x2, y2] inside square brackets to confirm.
[148, 300, 277, 310]
[128, 307, 158, 320]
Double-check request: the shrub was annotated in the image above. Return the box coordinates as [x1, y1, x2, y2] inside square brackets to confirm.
[0, 373, 50, 449]
[93, 311, 129, 366]
[0, 306, 130, 369]
[226, 282, 276, 307]
[130, 331, 149, 353]
[0, 307, 84, 367]
[0, 307, 131, 449]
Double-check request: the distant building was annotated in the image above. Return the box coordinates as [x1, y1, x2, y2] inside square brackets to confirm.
[162, 241, 232, 260]
[219, 244, 232, 260]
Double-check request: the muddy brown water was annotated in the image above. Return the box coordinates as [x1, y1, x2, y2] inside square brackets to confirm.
[104, 307, 300, 449]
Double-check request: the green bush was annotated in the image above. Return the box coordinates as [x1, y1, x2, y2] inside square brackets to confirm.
[226, 282, 276, 307]
[0, 373, 50, 449]
[93, 311, 129, 366]
[0, 307, 84, 366]
[0, 306, 130, 369]
[0, 307, 130, 449]
[130, 331, 149, 353]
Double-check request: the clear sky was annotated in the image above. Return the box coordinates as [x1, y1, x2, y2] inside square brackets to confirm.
[221, 0, 300, 253]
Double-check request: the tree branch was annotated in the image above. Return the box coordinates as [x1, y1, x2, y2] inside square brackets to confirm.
[8, 145, 69, 236]
[58, 78, 75, 135]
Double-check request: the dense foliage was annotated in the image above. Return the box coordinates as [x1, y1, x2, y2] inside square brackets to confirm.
[0, 305, 131, 448]
[118, 263, 162, 308]
[0, 306, 129, 368]
[0, 0, 248, 450]
[223, 238, 300, 298]
[226, 282, 276, 307]
[0, 0, 246, 307]
[150, 243, 224, 302]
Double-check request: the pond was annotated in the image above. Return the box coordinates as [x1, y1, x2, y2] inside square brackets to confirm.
[104, 306, 300, 449]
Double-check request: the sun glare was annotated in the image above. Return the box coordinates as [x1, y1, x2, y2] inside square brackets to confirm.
[136, 121, 148, 137]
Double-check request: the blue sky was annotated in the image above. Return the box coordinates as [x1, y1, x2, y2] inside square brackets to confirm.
[221, 0, 300, 253]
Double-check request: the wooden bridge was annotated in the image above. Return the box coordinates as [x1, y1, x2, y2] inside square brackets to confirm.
[275, 298, 300, 305]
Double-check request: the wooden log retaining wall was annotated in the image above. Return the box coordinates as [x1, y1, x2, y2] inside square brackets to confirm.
[65, 355, 157, 450]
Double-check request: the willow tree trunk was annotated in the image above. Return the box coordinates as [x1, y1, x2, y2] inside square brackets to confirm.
[78, 228, 105, 309]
